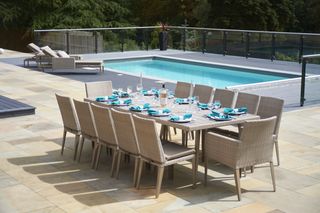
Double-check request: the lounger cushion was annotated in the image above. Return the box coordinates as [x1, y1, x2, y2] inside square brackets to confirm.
[57, 50, 70, 58]
[27, 43, 43, 55]
[41, 46, 59, 58]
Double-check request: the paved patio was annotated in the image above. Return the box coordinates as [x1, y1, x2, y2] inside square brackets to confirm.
[0, 50, 320, 212]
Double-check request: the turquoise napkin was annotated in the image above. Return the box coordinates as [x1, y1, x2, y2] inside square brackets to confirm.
[129, 103, 151, 111]
[123, 99, 132, 105]
[223, 108, 234, 114]
[108, 95, 119, 100]
[119, 92, 129, 98]
[110, 100, 120, 105]
[209, 110, 221, 117]
[209, 110, 232, 119]
[197, 103, 208, 110]
[175, 98, 189, 104]
[236, 107, 248, 113]
[213, 102, 221, 108]
[147, 108, 171, 115]
[184, 113, 192, 119]
[224, 107, 247, 114]
[169, 113, 192, 121]
[110, 99, 132, 105]
[95, 96, 108, 102]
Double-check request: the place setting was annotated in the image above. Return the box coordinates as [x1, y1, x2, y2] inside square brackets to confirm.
[206, 106, 248, 121]
[129, 103, 151, 112]
[169, 113, 193, 123]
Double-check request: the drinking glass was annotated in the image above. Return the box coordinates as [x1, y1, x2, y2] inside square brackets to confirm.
[127, 86, 132, 94]
[214, 100, 221, 109]
[136, 83, 143, 97]
[193, 96, 200, 112]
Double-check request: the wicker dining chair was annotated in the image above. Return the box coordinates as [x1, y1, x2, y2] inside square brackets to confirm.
[204, 116, 277, 201]
[174, 81, 193, 98]
[55, 94, 81, 160]
[172, 81, 193, 139]
[91, 104, 119, 176]
[85, 81, 113, 98]
[257, 96, 284, 166]
[73, 99, 99, 168]
[133, 114, 196, 198]
[213, 88, 235, 108]
[193, 84, 214, 103]
[235, 92, 260, 114]
[111, 108, 140, 186]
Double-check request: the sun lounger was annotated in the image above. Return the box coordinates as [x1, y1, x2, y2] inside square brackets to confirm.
[41, 46, 103, 72]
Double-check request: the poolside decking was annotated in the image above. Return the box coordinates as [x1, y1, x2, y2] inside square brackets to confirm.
[0, 50, 320, 212]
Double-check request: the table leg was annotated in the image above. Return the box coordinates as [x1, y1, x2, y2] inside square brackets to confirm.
[194, 130, 201, 185]
[201, 130, 207, 162]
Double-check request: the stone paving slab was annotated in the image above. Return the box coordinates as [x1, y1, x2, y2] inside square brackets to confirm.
[0, 50, 320, 212]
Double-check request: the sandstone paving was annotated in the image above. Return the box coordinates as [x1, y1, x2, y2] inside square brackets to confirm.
[1, 52, 320, 212]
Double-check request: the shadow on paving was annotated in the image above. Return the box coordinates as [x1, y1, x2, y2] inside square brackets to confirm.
[5, 141, 258, 205]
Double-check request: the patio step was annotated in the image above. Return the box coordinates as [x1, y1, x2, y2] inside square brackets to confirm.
[0, 95, 35, 118]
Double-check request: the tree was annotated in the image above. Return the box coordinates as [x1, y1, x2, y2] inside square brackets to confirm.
[0, 0, 129, 30]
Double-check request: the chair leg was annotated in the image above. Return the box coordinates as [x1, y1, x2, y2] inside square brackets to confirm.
[155, 166, 165, 198]
[115, 151, 122, 179]
[94, 143, 102, 170]
[182, 131, 186, 146]
[242, 167, 247, 177]
[270, 162, 276, 192]
[110, 149, 118, 177]
[167, 127, 172, 141]
[136, 160, 144, 189]
[61, 130, 67, 155]
[160, 125, 164, 140]
[204, 156, 208, 186]
[73, 134, 80, 161]
[91, 142, 99, 169]
[234, 169, 241, 201]
[133, 157, 140, 187]
[78, 136, 85, 162]
[192, 157, 196, 188]
[275, 140, 280, 166]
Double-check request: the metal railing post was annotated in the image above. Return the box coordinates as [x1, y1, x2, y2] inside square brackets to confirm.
[223, 31, 227, 56]
[202, 30, 207, 54]
[271, 33, 276, 61]
[120, 30, 124, 52]
[144, 29, 149, 51]
[94, 31, 98, 54]
[245, 32, 250, 58]
[183, 28, 186, 51]
[300, 58, 307, 106]
[66, 31, 70, 54]
[298, 35, 304, 64]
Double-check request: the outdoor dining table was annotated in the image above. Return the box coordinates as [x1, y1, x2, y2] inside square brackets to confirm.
[85, 94, 260, 181]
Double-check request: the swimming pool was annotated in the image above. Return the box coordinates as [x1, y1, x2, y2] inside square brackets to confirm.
[104, 57, 297, 88]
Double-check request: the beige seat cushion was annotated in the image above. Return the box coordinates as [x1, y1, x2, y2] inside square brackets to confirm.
[162, 141, 195, 160]
[57, 50, 70, 58]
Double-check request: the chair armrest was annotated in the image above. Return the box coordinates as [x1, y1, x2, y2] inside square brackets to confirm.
[205, 132, 241, 167]
[52, 57, 75, 70]
[206, 132, 241, 146]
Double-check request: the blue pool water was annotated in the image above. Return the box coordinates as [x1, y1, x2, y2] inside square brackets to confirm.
[105, 58, 292, 88]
